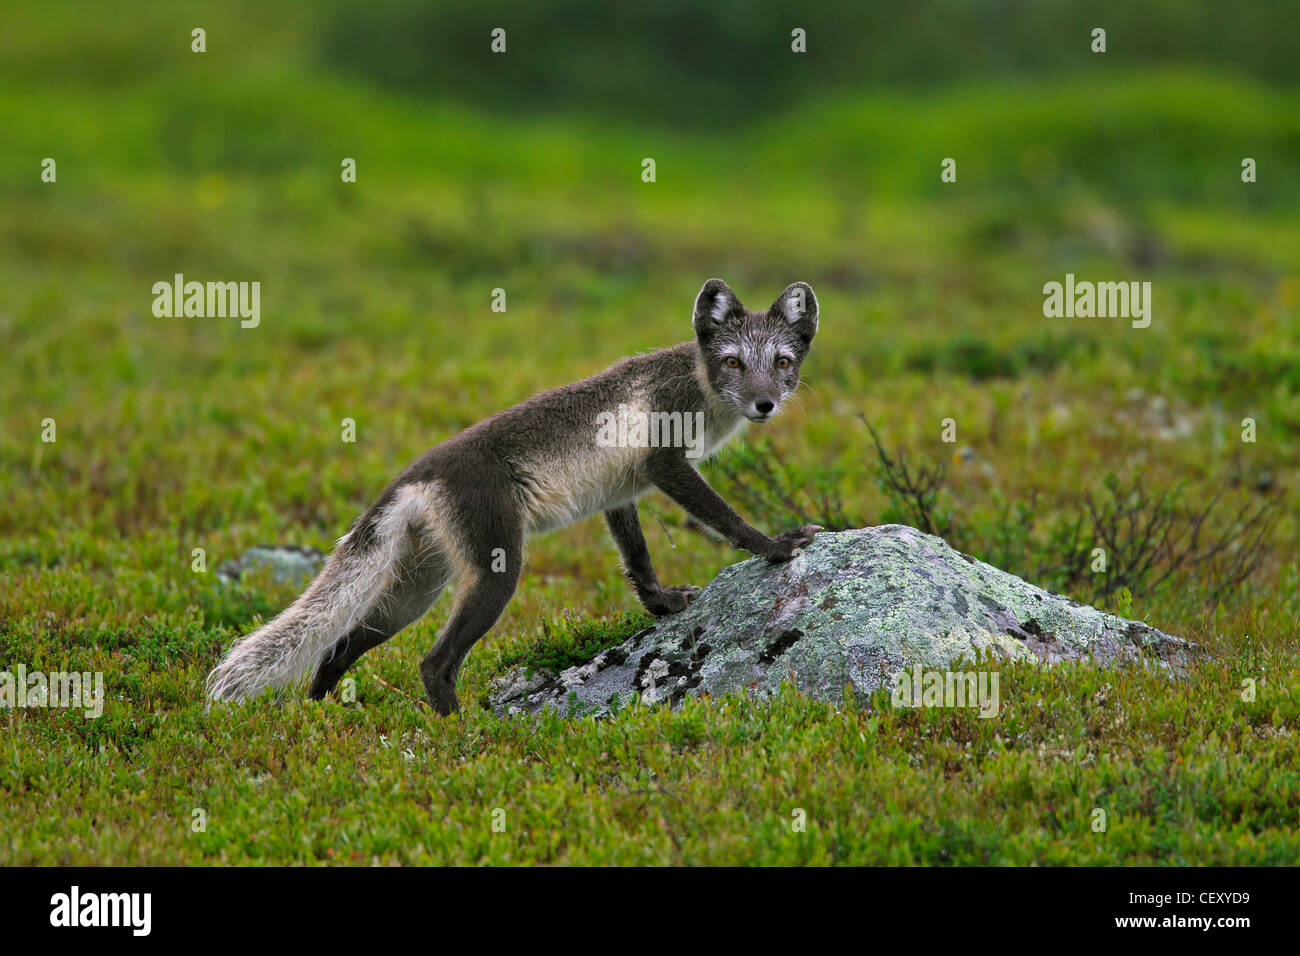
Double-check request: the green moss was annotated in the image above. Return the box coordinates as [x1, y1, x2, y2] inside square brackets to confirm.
[495, 611, 652, 677]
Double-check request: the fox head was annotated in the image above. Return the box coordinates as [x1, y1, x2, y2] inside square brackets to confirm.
[692, 278, 819, 423]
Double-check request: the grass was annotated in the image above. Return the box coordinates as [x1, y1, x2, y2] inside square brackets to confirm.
[1, 2, 1298, 864]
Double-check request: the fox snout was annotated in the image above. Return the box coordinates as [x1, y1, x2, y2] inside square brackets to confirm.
[744, 397, 778, 423]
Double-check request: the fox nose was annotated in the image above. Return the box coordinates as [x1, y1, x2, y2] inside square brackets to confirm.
[755, 400, 775, 415]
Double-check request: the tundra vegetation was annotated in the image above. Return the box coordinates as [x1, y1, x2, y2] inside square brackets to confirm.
[1, 1, 1297, 864]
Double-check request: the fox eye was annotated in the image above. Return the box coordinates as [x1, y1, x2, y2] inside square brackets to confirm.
[724, 356, 741, 368]
[776, 357, 791, 369]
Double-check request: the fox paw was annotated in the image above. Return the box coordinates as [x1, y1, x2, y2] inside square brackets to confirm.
[645, 584, 701, 616]
[763, 525, 822, 563]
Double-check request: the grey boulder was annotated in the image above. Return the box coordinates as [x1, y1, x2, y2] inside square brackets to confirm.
[488, 524, 1200, 718]
[216, 545, 324, 585]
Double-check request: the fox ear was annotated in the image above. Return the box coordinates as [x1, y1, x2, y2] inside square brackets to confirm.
[769, 282, 819, 344]
[693, 278, 746, 336]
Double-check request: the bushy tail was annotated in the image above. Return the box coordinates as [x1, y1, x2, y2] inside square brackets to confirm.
[206, 497, 419, 705]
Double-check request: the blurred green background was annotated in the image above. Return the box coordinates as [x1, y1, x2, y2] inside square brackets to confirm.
[1, 1, 1299, 864]
[3, 0, 1296, 594]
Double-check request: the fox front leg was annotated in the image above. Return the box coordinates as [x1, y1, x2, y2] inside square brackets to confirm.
[644, 451, 820, 562]
[604, 503, 700, 616]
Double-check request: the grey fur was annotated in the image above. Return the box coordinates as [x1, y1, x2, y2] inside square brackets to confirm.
[205, 279, 822, 715]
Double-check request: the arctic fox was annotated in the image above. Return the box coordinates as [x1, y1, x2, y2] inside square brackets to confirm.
[206, 278, 821, 715]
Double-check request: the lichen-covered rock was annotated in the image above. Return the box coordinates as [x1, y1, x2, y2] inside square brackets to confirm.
[216, 545, 324, 585]
[488, 524, 1201, 718]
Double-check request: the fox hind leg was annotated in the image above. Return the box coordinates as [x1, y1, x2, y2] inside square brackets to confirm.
[419, 521, 523, 716]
